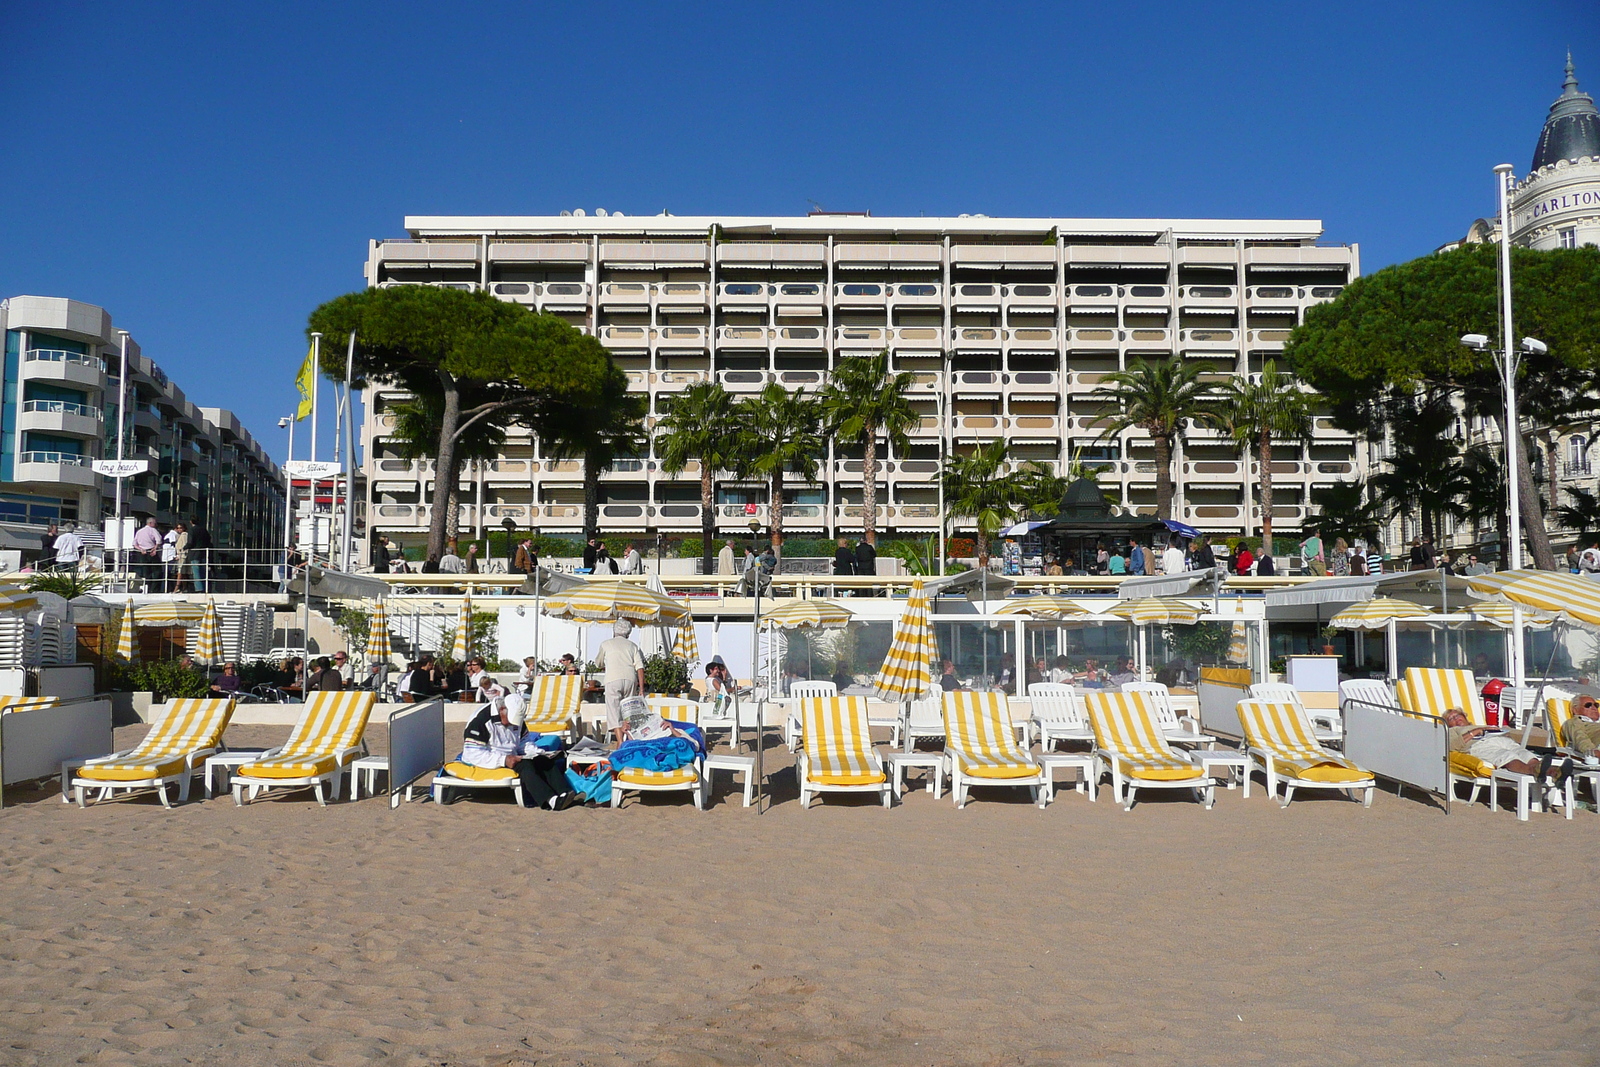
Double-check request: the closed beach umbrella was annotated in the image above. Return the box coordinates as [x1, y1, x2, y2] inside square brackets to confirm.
[1329, 597, 1433, 630]
[131, 602, 206, 625]
[874, 579, 936, 701]
[671, 617, 700, 665]
[541, 582, 689, 626]
[193, 598, 221, 664]
[451, 593, 471, 661]
[995, 595, 1089, 619]
[116, 598, 135, 661]
[366, 599, 392, 660]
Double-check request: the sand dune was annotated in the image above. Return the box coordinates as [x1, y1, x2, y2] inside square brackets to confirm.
[2, 721, 1597, 1066]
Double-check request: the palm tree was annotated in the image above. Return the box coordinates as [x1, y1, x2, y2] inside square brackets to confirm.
[941, 439, 1020, 566]
[733, 384, 824, 557]
[655, 381, 740, 575]
[1093, 358, 1222, 520]
[539, 378, 648, 543]
[1310, 479, 1388, 547]
[1370, 390, 1468, 544]
[1216, 360, 1313, 557]
[1462, 443, 1511, 564]
[820, 350, 920, 546]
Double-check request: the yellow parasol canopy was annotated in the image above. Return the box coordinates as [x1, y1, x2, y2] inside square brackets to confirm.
[116, 597, 135, 660]
[451, 592, 472, 660]
[0, 582, 37, 613]
[761, 599, 853, 631]
[1460, 601, 1555, 629]
[873, 578, 937, 701]
[193, 598, 221, 663]
[366, 599, 392, 660]
[1466, 569, 1600, 628]
[995, 595, 1089, 619]
[1329, 597, 1433, 630]
[1107, 597, 1203, 626]
[541, 581, 690, 626]
[671, 618, 700, 664]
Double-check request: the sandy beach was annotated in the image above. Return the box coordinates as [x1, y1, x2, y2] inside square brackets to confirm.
[3, 721, 1599, 1067]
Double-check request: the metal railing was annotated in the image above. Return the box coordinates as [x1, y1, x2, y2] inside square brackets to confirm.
[82, 547, 296, 595]
[18, 451, 88, 466]
[24, 348, 104, 370]
[22, 400, 101, 419]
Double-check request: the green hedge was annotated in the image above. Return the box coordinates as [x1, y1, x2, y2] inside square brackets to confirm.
[106, 659, 211, 697]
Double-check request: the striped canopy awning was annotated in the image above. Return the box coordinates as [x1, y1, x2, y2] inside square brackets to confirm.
[541, 581, 690, 626]
[1107, 597, 1203, 626]
[193, 599, 221, 663]
[761, 600, 852, 631]
[1466, 570, 1600, 628]
[1329, 597, 1433, 630]
[0, 583, 37, 613]
[873, 578, 936, 701]
[994, 595, 1089, 619]
[1461, 602, 1555, 629]
[366, 600, 392, 661]
[132, 602, 206, 626]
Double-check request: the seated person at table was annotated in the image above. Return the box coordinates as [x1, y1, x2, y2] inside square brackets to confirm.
[408, 654, 445, 700]
[465, 657, 496, 698]
[558, 654, 580, 676]
[939, 659, 961, 692]
[1443, 709, 1573, 784]
[460, 692, 579, 811]
[210, 661, 242, 698]
[475, 671, 506, 705]
[705, 657, 735, 703]
[1562, 694, 1600, 758]
[517, 656, 539, 690]
[1048, 655, 1073, 684]
[1107, 655, 1138, 686]
[1075, 657, 1105, 687]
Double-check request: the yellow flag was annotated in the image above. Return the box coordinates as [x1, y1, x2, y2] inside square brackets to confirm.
[295, 342, 315, 420]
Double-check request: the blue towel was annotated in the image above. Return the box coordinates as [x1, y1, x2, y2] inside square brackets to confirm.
[610, 736, 697, 772]
[566, 766, 612, 803]
[664, 720, 707, 755]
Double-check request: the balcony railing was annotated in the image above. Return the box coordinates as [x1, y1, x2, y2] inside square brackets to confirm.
[19, 451, 88, 466]
[889, 283, 941, 301]
[834, 326, 887, 346]
[1006, 283, 1055, 304]
[775, 326, 824, 345]
[1179, 286, 1236, 303]
[599, 282, 651, 303]
[656, 325, 709, 347]
[717, 282, 770, 303]
[952, 327, 1001, 349]
[1006, 327, 1058, 349]
[24, 348, 104, 371]
[717, 326, 773, 346]
[22, 400, 101, 419]
[1010, 371, 1059, 392]
[656, 282, 709, 303]
[717, 370, 770, 391]
[834, 283, 885, 303]
[891, 326, 943, 347]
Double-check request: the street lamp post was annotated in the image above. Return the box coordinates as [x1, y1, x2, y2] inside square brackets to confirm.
[113, 330, 129, 576]
[279, 415, 295, 588]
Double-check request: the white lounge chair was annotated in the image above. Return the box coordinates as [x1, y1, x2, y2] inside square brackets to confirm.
[797, 695, 890, 809]
[1085, 691, 1214, 811]
[784, 681, 836, 751]
[1028, 685, 1095, 751]
[231, 692, 375, 806]
[1122, 681, 1216, 747]
[1249, 682, 1341, 745]
[1236, 699, 1375, 809]
[942, 691, 1044, 808]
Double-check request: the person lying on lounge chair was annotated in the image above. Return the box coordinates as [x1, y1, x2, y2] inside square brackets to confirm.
[461, 692, 580, 811]
[1443, 709, 1573, 785]
[1562, 695, 1600, 759]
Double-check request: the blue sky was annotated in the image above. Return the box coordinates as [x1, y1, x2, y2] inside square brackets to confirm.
[1, 1, 1594, 461]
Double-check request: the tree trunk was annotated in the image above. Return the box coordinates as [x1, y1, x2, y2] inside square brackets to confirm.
[1513, 430, 1558, 570]
[1258, 431, 1274, 558]
[700, 467, 715, 576]
[1153, 433, 1174, 520]
[1541, 429, 1559, 517]
[426, 374, 462, 564]
[446, 478, 461, 546]
[582, 450, 600, 544]
[769, 472, 785, 551]
[977, 528, 990, 569]
[862, 428, 878, 545]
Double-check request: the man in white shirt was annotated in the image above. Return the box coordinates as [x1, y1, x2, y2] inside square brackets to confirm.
[594, 618, 646, 743]
[1161, 538, 1186, 576]
[439, 545, 466, 574]
[52, 525, 84, 570]
[717, 541, 736, 576]
[620, 544, 644, 575]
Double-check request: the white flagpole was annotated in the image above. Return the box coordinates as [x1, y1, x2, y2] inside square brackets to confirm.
[342, 331, 356, 572]
[309, 333, 321, 563]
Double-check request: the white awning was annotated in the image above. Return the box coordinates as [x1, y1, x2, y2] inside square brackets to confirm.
[1263, 571, 1477, 609]
[1118, 568, 1220, 600]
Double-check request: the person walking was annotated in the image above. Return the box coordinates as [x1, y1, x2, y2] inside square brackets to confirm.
[160, 524, 179, 592]
[582, 537, 600, 573]
[854, 537, 877, 577]
[513, 538, 537, 576]
[717, 540, 737, 577]
[1193, 535, 1216, 570]
[620, 543, 643, 575]
[833, 537, 855, 577]
[1300, 527, 1326, 576]
[52, 523, 84, 572]
[171, 522, 191, 593]
[39, 523, 58, 570]
[1128, 540, 1147, 576]
[595, 619, 646, 744]
[187, 518, 211, 591]
[1161, 537, 1186, 576]
[371, 533, 393, 572]
[1330, 537, 1350, 577]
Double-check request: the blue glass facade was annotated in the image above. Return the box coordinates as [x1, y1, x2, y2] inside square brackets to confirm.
[2, 329, 18, 482]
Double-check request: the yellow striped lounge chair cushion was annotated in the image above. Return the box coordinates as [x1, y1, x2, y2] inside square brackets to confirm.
[801, 696, 885, 786]
[1084, 691, 1205, 782]
[78, 697, 235, 783]
[648, 702, 700, 725]
[0, 696, 59, 713]
[526, 675, 582, 731]
[1395, 679, 1418, 718]
[1403, 668, 1483, 725]
[1547, 697, 1575, 749]
[441, 762, 517, 782]
[616, 765, 699, 787]
[941, 691, 1038, 780]
[1237, 701, 1372, 785]
[241, 691, 374, 780]
[1447, 751, 1496, 780]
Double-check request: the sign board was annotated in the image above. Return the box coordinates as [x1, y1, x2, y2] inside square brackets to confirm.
[91, 459, 149, 477]
[388, 699, 445, 808]
[103, 517, 136, 551]
[284, 460, 343, 478]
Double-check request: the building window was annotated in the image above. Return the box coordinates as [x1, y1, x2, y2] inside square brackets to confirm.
[1570, 435, 1590, 475]
[1559, 228, 1577, 249]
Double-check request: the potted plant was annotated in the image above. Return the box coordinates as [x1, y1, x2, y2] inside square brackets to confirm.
[1320, 626, 1339, 656]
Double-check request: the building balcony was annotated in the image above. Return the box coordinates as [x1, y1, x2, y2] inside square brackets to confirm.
[1124, 328, 1173, 352]
[15, 452, 97, 488]
[1182, 460, 1242, 482]
[773, 282, 825, 308]
[1311, 418, 1354, 440]
[951, 327, 1002, 351]
[599, 282, 651, 309]
[1066, 284, 1119, 310]
[18, 402, 102, 438]
[952, 414, 1005, 437]
[1008, 415, 1060, 438]
[1311, 460, 1356, 477]
[774, 369, 825, 389]
[1305, 285, 1345, 305]
[1246, 285, 1298, 308]
[888, 282, 941, 305]
[716, 369, 770, 392]
[717, 326, 773, 349]
[717, 282, 771, 307]
[834, 282, 887, 306]
[657, 369, 711, 387]
[1005, 283, 1056, 307]
[1178, 285, 1237, 307]
[774, 325, 824, 348]
[490, 281, 537, 304]
[598, 325, 650, 350]
[952, 370, 1002, 395]
[951, 283, 1001, 310]
[1122, 284, 1170, 308]
[890, 326, 944, 351]
[834, 325, 888, 351]
[1005, 326, 1058, 352]
[1185, 504, 1245, 524]
[1009, 370, 1060, 394]
[655, 325, 708, 349]
[1067, 328, 1119, 350]
[656, 281, 709, 308]
[1248, 329, 1292, 349]
[484, 458, 534, 479]
[539, 282, 590, 310]
[1068, 371, 1112, 393]
[1178, 329, 1238, 353]
[22, 348, 104, 388]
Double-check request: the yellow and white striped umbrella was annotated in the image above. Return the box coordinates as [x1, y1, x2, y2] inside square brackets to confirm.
[873, 578, 937, 701]
[130, 601, 206, 626]
[540, 581, 690, 626]
[995, 595, 1089, 619]
[1466, 569, 1600, 628]
[193, 598, 221, 663]
[761, 599, 853, 631]
[366, 599, 392, 661]
[0, 583, 37, 613]
[450, 593, 471, 661]
[1329, 597, 1434, 630]
[671, 618, 700, 664]
[1461, 601, 1555, 629]
[116, 597, 135, 660]
[1107, 597, 1203, 626]
[1228, 621, 1250, 664]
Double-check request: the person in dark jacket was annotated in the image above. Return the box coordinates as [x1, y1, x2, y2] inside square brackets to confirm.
[1256, 552, 1276, 577]
[371, 534, 393, 571]
[854, 538, 877, 577]
[582, 537, 600, 573]
[833, 537, 855, 576]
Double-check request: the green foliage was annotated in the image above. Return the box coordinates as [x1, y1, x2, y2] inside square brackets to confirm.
[1557, 485, 1600, 537]
[1093, 358, 1225, 518]
[107, 659, 210, 697]
[334, 606, 369, 655]
[942, 439, 1020, 564]
[820, 351, 920, 542]
[642, 653, 692, 695]
[883, 536, 940, 576]
[1214, 360, 1314, 554]
[733, 384, 823, 545]
[25, 570, 103, 599]
[655, 381, 742, 572]
[1368, 390, 1469, 542]
[1167, 623, 1233, 667]
[1311, 481, 1389, 545]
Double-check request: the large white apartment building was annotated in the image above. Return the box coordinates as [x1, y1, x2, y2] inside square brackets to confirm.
[358, 214, 1360, 556]
[0, 295, 285, 555]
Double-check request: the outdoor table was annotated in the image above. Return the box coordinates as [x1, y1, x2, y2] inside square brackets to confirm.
[1188, 748, 1250, 796]
[203, 749, 269, 799]
[1037, 751, 1099, 803]
[884, 750, 944, 800]
[703, 752, 756, 807]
